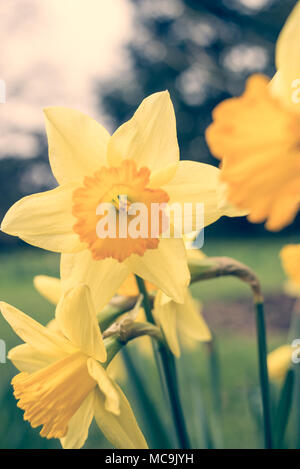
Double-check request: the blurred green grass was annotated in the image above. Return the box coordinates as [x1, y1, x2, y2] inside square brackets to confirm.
[0, 237, 296, 449]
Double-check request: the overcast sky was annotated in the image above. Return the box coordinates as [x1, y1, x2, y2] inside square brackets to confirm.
[0, 0, 133, 159]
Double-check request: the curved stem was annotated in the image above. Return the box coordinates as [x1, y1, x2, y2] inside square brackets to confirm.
[135, 275, 191, 449]
[191, 255, 272, 448]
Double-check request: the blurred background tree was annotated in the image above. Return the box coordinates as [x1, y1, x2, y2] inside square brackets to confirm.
[1, 0, 299, 247]
[98, 0, 300, 238]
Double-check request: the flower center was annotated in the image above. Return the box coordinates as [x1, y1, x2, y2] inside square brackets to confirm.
[72, 159, 169, 262]
[12, 352, 96, 440]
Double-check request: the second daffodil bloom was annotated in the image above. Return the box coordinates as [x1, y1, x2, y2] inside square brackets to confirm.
[34, 271, 211, 359]
[153, 289, 211, 357]
[0, 285, 147, 449]
[2, 91, 240, 308]
[206, 1, 300, 231]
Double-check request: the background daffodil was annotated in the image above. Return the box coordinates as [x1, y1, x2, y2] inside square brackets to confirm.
[153, 289, 211, 358]
[268, 345, 293, 381]
[0, 284, 147, 449]
[280, 244, 300, 296]
[2, 91, 241, 307]
[206, 1, 300, 232]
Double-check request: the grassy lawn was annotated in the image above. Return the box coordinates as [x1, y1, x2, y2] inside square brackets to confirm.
[0, 238, 296, 449]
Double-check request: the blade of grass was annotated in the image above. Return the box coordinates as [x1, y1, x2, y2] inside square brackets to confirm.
[205, 338, 224, 449]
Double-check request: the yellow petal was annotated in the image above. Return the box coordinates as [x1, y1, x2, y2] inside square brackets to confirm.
[33, 275, 61, 305]
[107, 354, 127, 382]
[117, 275, 156, 297]
[176, 291, 211, 342]
[268, 345, 293, 381]
[149, 162, 179, 188]
[186, 248, 206, 262]
[280, 244, 300, 289]
[153, 290, 211, 357]
[44, 107, 110, 185]
[56, 285, 107, 363]
[206, 74, 300, 231]
[60, 251, 129, 312]
[273, 1, 300, 111]
[8, 344, 54, 373]
[162, 161, 229, 229]
[60, 391, 95, 449]
[284, 280, 300, 298]
[107, 91, 179, 171]
[87, 358, 120, 415]
[153, 291, 180, 357]
[125, 238, 190, 304]
[0, 302, 74, 358]
[94, 386, 148, 449]
[1, 184, 84, 253]
[217, 181, 248, 218]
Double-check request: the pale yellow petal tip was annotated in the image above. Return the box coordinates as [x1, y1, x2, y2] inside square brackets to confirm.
[33, 275, 61, 305]
[149, 90, 172, 106]
[173, 292, 185, 305]
[105, 399, 121, 416]
[43, 106, 58, 121]
[64, 283, 90, 300]
[0, 301, 12, 317]
[1, 210, 15, 235]
[7, 347, 17, 362]
[43, 106, 65, 116]
[172, 346, 181, 359]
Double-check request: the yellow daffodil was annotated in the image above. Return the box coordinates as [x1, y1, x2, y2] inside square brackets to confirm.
[0, 284, 147, 449]
[268, 345, 293, 381]
[153, 289, 211, 357]
[280, 244, 300, 296]
[206, 1, 300, 231]
[2, 92, 241, 307]
[33, 273, 151, 382]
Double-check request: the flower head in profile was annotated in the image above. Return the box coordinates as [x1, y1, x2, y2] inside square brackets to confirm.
[0, 284, 147, 449]
[2, 91, 242, 308]
[206, 1, 300, 231]
[153, 288, 211, 357]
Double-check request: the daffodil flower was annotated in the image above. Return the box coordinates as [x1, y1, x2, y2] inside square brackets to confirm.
[280, 244, 300, 296]
[34, 269, 210, 360]
[267, 345, 293, 381]
[206, 1, 300, 231]
[153, 289, 211, 357]
[2, 92, 240, 307]
[0, 284, 147, 449]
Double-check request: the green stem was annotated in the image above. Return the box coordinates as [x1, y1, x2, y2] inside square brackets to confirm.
[135, 275, 153, 323]
[121, 347, 173, 449]
[156, 342, 191, 449]
[274, 369, 294, 449]
[255, 301, 273, 449]
[135, 275, 191, 449]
